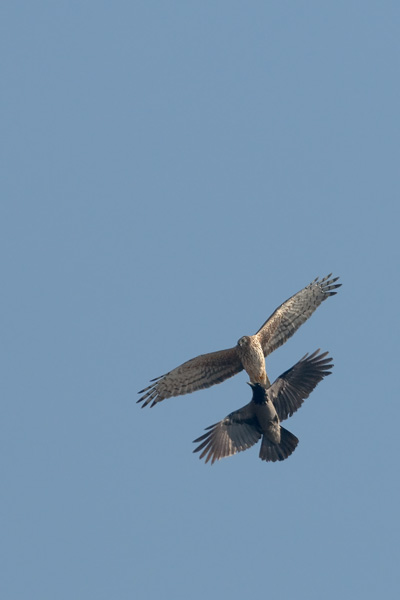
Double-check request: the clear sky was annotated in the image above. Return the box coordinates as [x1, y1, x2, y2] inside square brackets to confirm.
[2, 2, 399, 599]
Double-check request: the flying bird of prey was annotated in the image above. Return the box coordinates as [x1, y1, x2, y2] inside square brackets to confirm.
[193, 349, 333, 464]
[138, 274, 340, 408]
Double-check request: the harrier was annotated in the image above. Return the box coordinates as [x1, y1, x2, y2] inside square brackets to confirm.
[193, 349, 333, 464]
[138, 274, 340, 408]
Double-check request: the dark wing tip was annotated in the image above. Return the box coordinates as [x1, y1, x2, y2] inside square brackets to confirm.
[318, 274, 342, 297]
[136, 387, 159, 408]
[193, 432, 211, 445]
[136, 396, 153, 408]
[297, 349, 334, 376]
[310, 349, 334, 366]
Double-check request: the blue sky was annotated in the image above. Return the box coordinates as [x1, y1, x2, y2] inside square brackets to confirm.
[2, 2, 399, 599]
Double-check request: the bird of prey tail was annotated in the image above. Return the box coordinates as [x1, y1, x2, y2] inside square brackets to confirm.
[137, 274, 340, 407]
[193, 350, 333, 464]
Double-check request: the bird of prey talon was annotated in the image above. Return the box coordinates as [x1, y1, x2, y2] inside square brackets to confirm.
[138, 274, 340, 408]
[193, 349, 333, 464]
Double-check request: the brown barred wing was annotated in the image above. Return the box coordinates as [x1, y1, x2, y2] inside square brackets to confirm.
[255, 274, 341, 357]
[137, 347, 243, 408]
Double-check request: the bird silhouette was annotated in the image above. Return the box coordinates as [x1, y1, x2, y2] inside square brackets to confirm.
[138, 275, 340, 407]
[193, 349, 333, 464]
